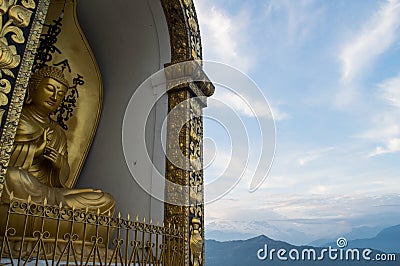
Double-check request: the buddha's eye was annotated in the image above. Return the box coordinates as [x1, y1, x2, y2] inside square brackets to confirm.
[45, 85, 55, 92]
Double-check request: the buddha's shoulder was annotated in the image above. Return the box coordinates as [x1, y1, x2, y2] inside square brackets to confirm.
[15, 111, 66, 142]
[15, 111, 43, 141]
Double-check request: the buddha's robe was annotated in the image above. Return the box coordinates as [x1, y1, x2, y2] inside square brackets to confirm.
[2, 109, 115, 214]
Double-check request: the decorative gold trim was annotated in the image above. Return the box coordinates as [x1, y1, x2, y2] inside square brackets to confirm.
[0, 0, 51, 198]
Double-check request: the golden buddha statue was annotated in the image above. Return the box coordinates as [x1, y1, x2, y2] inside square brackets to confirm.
[1, 66, 115, 214]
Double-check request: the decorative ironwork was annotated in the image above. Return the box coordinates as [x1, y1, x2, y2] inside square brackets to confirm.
[0, 195, 184, 265]
[32, 14, 85, 130]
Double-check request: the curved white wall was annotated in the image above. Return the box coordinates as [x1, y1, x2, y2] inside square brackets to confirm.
[75, 0, 170, 222]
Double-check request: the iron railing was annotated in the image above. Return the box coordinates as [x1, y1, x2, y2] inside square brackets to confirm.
[0, 193, 184, 265]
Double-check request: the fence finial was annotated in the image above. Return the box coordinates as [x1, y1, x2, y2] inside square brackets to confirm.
[127, 213, 130, 221]
[43, 197, 48, 206]
[27, 194, 32, 203]
[10, 191, 14, 200]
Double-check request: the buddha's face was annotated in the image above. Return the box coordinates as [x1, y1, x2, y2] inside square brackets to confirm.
[31, 77, 67, 114]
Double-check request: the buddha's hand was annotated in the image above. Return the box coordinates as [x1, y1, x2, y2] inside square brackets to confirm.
[39, 128, 63, 169]
[43, 146, 64, 169]
[35, 127, 49, 157]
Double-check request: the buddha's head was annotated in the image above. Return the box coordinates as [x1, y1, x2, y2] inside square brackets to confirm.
[26, 66, 69, 114]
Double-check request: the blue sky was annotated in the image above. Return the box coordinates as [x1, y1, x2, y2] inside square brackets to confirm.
[196, 0, 400, 245]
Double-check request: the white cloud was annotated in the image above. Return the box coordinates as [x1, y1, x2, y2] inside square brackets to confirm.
[369, 138, 400, 157]
[195, 1, 254, 71]
[265, 0, 323, 44]
[362, 73, 400, 157]
[209, 88, 289, 121]
[339, 0, 400, 83]
[379, 73, 400, 108]
[205, 193, 400, 244]
[297, 147, 335, 166]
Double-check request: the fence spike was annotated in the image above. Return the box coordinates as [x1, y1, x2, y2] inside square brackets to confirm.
[143, 217, 146, 223]
[10, 191, 14, 200]
[127, 213, 130, 221]
[136, 215, 139, 222]
[118, 212, 121, 219]
[108, 210, 111, 217]
[150, 219, 153, 225]
[43, 197, 47, 206]
[86, 207, 89, 213]
[27, 194, 31, 203]
[59, 201, 63, 208]
[97, 208, 100, 215]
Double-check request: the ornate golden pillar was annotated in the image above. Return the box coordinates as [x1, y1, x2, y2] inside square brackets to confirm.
[164, 60, 214, 266]
[0, 0, 50, 198]
[161, 1, 214, 265]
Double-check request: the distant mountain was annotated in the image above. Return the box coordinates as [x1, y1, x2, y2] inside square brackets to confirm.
[205, 235, 399, 266]
[309, 225, 384, 247]
[323, 224, 400, 253]
[205, 229, 257, 242]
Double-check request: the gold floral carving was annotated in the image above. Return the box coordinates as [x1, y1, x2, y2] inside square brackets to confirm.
[0, 0, 50, 197]
[0, 0, 35, 111]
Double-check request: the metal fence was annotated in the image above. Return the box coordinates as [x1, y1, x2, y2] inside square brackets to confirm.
[0, 194, 184, 265]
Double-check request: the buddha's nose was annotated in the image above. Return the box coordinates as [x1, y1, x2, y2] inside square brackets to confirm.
[50, 93, 57, 101]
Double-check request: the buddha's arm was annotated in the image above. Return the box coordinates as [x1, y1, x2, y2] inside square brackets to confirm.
[58, 153, 70, 188]
[44, 146, 70, 188]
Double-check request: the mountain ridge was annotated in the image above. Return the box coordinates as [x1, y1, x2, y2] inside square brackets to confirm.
[205, 227, 400, 265]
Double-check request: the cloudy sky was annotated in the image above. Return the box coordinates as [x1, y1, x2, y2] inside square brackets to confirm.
[196, 0, 400, 245]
